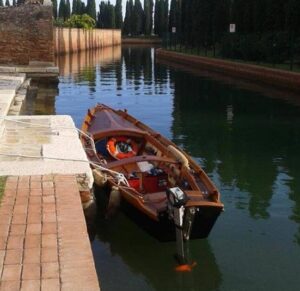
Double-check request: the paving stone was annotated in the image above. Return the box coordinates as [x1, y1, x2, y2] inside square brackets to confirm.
[29, 196, 42, 205]
[22, 264, 40, 280]
[0, 175, 100, 290]
[1, 264, 22, 281]
[0, 281, 21, 291]
[24, 235, 41, 249]
[6, 236, 24, 250]
[41, 248, 58, 263]
[4, 249, 23, 265]
[26, 224, 41, 235]
[0, 237, 7, 251]
[20, 280, 40, 291]
[41, 279, 60, 291]
[42, 262, 59, 279]
[10, 224, 26, 236]
[27, 213, 41, 224]
[11, 214, 27, 225]
[42, 234, 57, 248]
[42, 223, 57, 235]
[23, 248, 40, 264]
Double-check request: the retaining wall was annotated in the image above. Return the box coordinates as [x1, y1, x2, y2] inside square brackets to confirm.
[0, 5, 54, 65]
[156, 49, 300, 93]
[54, 28, 121, 54]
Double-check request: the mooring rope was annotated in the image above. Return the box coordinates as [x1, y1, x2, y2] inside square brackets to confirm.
[0, 117, 129, 186]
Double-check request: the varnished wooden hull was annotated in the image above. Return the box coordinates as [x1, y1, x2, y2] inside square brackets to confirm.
[82, 104, 224, 240]
[95, 183, 222, 242]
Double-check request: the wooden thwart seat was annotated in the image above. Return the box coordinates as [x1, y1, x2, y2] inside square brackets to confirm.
[105, 155, 179, 169]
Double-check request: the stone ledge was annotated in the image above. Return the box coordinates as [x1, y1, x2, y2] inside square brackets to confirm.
[0, 115, 93, 188]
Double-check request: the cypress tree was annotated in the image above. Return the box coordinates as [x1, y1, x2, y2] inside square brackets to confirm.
[97, 1, 115, 29]
[79, 0, 86, 15]
[133, 0, 144, 35]
[65, 0, 71, 19]
[5, 0, 10, 6]
[287, 0, 300, 36]
[58, 0, 65, 20]
[12, 0, 16, 6]
[212, 0, 229, 41]
[72, 0, 77, 14]
[97, 1, 105, 28]
[157, 0, 166, 36]
[144, 0, 153, 35]
[169, 0, 176, 32]
[123, 0, 134, 35]
[0, 0, 3, 6]
[52, 0, 58, 19]
[115, 0, 123, 29]
[108, 1, 116, 28]
[164, 0, 169, 34]
[154, 0, 160, 35]
[86, 0, 96, 20]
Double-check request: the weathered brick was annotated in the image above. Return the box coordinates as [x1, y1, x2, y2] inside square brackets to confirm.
[0, 6, 54, 65]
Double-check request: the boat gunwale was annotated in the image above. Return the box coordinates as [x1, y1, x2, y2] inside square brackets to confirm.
[82, 104, 223, 206]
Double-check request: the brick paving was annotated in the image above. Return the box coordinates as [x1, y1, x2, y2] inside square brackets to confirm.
[0, 175, 99, 291]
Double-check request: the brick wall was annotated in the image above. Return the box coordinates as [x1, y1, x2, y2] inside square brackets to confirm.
[54, 28, 121, 54]
[156, 49, 300, 93]
[0, 5, 54, 65]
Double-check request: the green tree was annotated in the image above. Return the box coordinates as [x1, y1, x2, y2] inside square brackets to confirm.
[65, 0, 71, 19]
[144, 0, 153, 35]
[133, 0, 144, 35]
[0, 0, 3, 6]
[123, 0, 134, 35]
[86, 0, 96, 20]
[97, 1, 115, 29]
[72, 0, 77, 14]
[58, 0, 66, 20]
[163, 0, 169, 34]
[115, 0, 123, 29]
[154, 0, 160, 35]
[52, 0, 58, 19]
[108, 1, 116, 28]
[12, 0, 16, 6]
[79, 0, 86, 15]
[169, 0, 176, 32]
[5, 0, 10, 6]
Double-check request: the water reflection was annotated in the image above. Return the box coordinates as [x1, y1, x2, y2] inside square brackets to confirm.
[92, 211, 222, 291]
[56, 46, 121, 76]
[170, 70, 300, 222]
[33, 46, 300, 290]
[22, 81, 58, 115]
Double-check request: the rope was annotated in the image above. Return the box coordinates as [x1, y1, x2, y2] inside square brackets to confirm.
[0, 116, 97, 154]
[0, 117, 129, 186]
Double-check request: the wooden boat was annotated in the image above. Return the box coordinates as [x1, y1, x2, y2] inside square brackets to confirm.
[81, 104, 224, 242]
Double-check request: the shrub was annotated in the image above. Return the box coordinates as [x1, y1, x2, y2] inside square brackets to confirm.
[63, 14, 96, 29]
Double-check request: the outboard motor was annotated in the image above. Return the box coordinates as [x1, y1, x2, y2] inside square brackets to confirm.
[166, 187, 189, 264]
[166, 187, 188, 208]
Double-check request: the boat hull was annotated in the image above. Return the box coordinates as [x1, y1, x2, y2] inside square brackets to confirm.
[123, 199, 222, 242]
[95, 185, 222, 242]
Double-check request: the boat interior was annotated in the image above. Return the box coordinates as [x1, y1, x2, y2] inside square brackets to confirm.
[82, 105, 221, 215]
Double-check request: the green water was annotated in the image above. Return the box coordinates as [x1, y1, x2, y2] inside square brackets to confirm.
[32, 46, 300, 290]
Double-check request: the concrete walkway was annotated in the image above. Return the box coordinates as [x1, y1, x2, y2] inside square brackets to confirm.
[0, 115, 93, 187]
[0, 175, 99, 291]
[0, 75, 25, 117]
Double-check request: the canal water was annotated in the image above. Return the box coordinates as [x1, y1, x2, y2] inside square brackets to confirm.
[29, 46, 300, 291]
